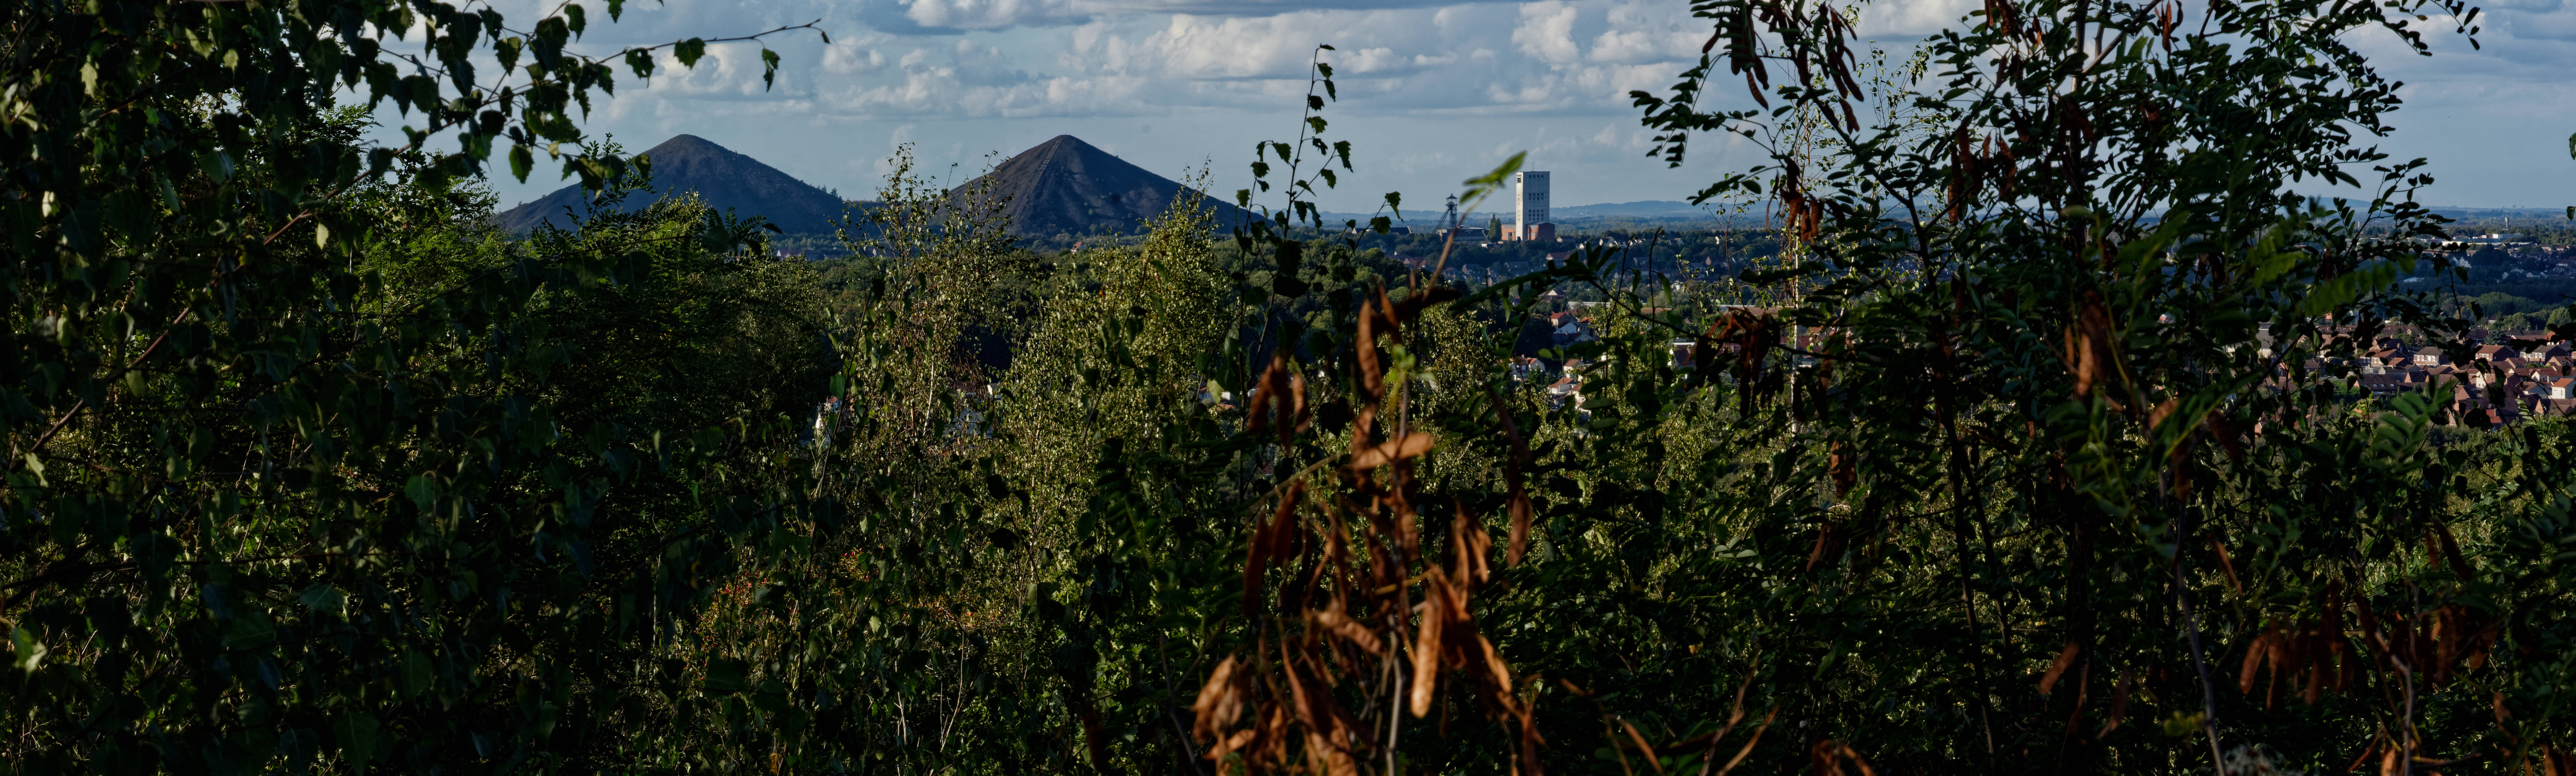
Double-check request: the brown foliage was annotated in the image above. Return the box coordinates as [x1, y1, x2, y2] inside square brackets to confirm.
[1194, 285, 1541, 774]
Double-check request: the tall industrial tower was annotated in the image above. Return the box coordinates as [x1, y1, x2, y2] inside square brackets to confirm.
[1514, 171, 1550, 240]
[1440, 194, 1462, 232]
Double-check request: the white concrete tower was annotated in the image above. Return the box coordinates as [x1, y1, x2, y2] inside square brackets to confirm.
[1514, 171, 1550, 240]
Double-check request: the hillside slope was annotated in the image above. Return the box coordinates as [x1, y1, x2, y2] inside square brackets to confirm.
[499, 134, 849, 234]
[953, 135, 1243, 237]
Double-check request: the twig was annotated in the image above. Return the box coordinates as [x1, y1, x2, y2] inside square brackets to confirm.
[2175, 506, 2229, 774]
[11, 309, 194, 472]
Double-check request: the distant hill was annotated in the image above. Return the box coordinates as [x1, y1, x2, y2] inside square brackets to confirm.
[1316, 200, 1710, 225]
[498, 134, 849, 234]
[1553, 200, 1703, 217]
[952, 135, 1243, 238]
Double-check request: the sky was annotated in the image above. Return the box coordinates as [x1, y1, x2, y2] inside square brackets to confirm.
[395, 0, 2576, 217]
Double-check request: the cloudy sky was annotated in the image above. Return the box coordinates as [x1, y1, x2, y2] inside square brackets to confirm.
[414, 0, 2576, 216]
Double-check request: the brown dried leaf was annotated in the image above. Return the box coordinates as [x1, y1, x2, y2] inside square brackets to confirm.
[1246, 481, 1305, 621]
[2039, 640, 2082, 695]
[1349, 431, 1437, 472]
[2210, 537, 2243, 593]
[1308, 603, 1383, 655]
[1809, 739, 1876, 776]
[1474, 632, 1515, 706]
[1804, 520, 1844, 573]
[2202, 412, 2245, 460]
[1711, 708, 1779, 776]
[2148, 397, 2180, 430]
[1277, 642, 1313, 728]
[1288, 372, 1311, 437]
[2238, 629, 2274, 694]
[1214, 729, 1255, 764]
[1192, 654, 1245, 742]
[1452, 498, 1494, 587]
[2069, 293, 2116, 398]
[2096, 667, 2132, 738]
[2433, 520, 2474, 581]
[1357, 298, 1387, 401]
[1246, 355, 1282, 437]
[1410, 575, 1448, 717]
[1827, 442, 1856, 496]
[1506, 482, 1534, 567]
[1307, 730, 1361, 776]
[1617, 717, 1667, 775]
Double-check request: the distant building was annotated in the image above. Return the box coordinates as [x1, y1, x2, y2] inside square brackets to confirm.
[1514, 171, 1549, 239]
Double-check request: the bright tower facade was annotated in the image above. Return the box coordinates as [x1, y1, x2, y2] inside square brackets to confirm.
[1514, 171, 1550, 239]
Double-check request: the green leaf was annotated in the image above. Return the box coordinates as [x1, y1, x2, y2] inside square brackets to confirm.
[222, 611, 276, 649]
[299, 583, 346, 614]
[402, 650, 433, 695]
[11, 627, 44, 672]
[1458, 151, 1527, 214]
[705, 659, 749, 693]
[335, 713, 380, 761]
[761, 48, 781, 91]
[510, 144, 535, 182]
[565, 4, 586, 38]
[676, 38, 708, 68]
[406, 474, 438, 512]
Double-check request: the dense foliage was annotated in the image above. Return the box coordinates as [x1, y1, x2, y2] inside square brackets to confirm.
[11, 0, 2576, 774]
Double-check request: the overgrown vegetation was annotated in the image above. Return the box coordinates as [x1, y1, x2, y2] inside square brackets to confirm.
[11, 0, 2576, 774]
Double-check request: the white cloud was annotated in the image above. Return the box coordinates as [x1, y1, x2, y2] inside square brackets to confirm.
[1513, 1, 1583, 64]
[450, 0, 2576, 212]
[823, 34, 896, 74]
[902, 0, 1083, 30]
[1856, 0, 1981, 37]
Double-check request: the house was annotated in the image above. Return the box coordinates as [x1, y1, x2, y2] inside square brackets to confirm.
[2414, 346, 2449, 366]
[1548, 313, 1598, 346]
[1545, 375, 1583, 408]
[2477, 344, 2522, 363]
[1510, 356, 1549, 381]
[2549, 378, 2576, 401]
[2359, 372, 2409, 396]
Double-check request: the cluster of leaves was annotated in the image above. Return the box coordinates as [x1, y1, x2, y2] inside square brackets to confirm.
[0, 2, 844, 772]
[23, 0, 2576, 774]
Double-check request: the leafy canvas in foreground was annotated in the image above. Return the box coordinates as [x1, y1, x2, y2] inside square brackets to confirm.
[8, 0, 2576, 774]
